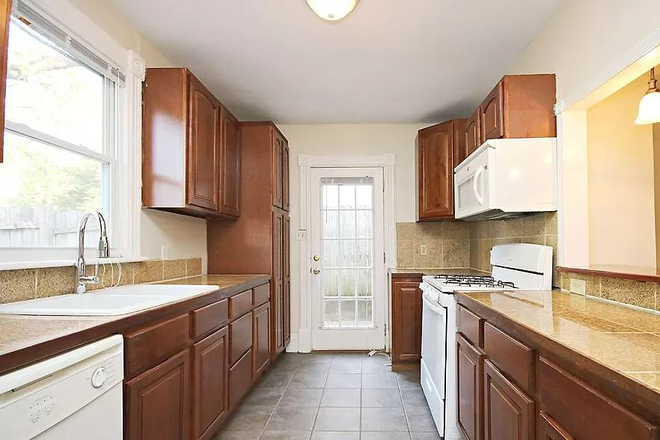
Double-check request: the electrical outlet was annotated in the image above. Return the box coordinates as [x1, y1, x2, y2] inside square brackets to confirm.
[296, 230, 306, 241]
[161, 245, 169, 260]
[569, 278, 586, 296]
[420, 244, 428, 256]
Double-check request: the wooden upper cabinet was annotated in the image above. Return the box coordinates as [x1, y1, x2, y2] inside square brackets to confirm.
[465, 108, 481, 157]
[479, 74, 556, 143]
[219, 106, 241, 217]
[0, 0, 11, 163]
[483, 359, 534, 440]
[417, 120, 458, 221]
[282, 141, 290, 211]
[452, 118, 468, 165]
[188, 76, 219, 211]
[391, 275, 423, 366]
[272, 133, 284, 209]
[142, 68, 240, 219]
[192, 327, 229, 440]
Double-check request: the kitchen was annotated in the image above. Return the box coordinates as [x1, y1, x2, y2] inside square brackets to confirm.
[0, 1, 659, 440]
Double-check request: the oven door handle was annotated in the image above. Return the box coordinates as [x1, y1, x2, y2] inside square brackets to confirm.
[422, 293, 446, 316]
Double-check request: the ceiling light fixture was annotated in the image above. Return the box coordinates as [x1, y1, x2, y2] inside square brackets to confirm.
[306, 0, 359, 21]
[635, 68, 660, 125]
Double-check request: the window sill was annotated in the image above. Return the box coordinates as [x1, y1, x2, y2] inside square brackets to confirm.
[0, 256, 150, 272]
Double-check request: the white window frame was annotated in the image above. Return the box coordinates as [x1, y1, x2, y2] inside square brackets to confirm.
[0, 0, 144, 266]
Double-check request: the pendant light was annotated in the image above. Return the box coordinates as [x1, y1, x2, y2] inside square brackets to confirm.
[306, 0, 359, 21]
[635, 68, 660, 125]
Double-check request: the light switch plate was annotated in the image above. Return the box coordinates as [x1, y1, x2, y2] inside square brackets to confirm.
[569, 278, 586, 296]
[296, 230, 306, 241]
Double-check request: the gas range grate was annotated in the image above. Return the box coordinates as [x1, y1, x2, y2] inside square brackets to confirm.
[433, 274, 516, 289]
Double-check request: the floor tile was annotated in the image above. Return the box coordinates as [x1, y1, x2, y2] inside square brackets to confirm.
[395, 371, 420, 390]
[400, 389, 428, 407]
[360, 433, 411, 440]
[325, 373, 361, 389]
[212, 431, 262, 440]
[266, 407, 318, 431]
[314, 407, 361, 431]
[361, 408, 408, 432]
[409, 432, 440, 440]
[330, 361, 362, 374]
[257, 371, 295, 388]
[242, 387, 285, 407]
[310, 432, 360, 440]
[260, 432, 312, 440]
[361, 389, 403, 408]
[361, 357, 392, 373]
[290, 370, 329, 388]
[224, 406, 274, 431]
[279, 388, 323, 407]
[320, 389, 361, 407]
[362, 373, 398, 389]
[405, 406, 436, 432]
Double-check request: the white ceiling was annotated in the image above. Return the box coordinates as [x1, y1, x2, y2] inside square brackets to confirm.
[110, 0, 563, 124]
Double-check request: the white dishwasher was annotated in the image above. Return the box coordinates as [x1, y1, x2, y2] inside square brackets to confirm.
[0, 335, 124, 440]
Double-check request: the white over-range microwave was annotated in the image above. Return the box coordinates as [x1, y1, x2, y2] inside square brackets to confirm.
[454, 138, 557, 220]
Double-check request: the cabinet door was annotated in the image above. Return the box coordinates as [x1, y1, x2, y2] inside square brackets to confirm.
[272, 133, 284, 208]
[457, 333, 485, 440]
[537, 411, 574, 440]
[126, 349, 191, 440]
[229, 349, 253, 410]
[0, 0, 10, 163]
[192, 327, 229, 440]
[483, 359, 534, 440]
[283, 215, 291, 345]
[391, 279, 422, 363]
[271, 210, 285, 356]
[187, 76, 219, 211]
[480, 82, 504, 141]
[282, 140, 290, 211]
[253, 302, 271, 379]
[465, 108, 481, 156]
[417, 121, 455, 220]
[453, 118, 468, 165]
[219, 107, 241, 217]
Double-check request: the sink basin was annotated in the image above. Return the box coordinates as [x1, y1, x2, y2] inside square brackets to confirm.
[0, 285, 219, 316]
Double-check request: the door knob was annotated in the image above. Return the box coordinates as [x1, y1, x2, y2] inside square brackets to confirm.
[313, 255, 320, 262]
[313, 268, 321, 275]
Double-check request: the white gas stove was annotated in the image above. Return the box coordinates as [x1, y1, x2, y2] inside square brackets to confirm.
[420, 243, 553, 440]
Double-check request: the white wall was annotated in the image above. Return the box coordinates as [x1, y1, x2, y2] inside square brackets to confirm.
[69, 0, 208, 270]
[277, 123, 426, 343]
[508, 0, 660, 268]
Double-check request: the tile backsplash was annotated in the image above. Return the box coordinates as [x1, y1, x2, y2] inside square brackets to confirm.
[396, 212, 559, 285]
[0, 258, 203, 305]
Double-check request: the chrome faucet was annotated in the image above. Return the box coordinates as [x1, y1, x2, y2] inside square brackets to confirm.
[76, 211, 110, 294]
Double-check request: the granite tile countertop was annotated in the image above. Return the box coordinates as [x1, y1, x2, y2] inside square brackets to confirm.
[0, 274, 267, 374]
[388, 268, 489, 277]
[458, 290, 660, 394]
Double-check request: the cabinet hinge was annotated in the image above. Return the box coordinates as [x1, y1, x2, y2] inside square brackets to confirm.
[383, 252, 386, 264]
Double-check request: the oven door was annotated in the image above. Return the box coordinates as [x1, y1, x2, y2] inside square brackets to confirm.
[420, 287, 447, 435]
[454, 147, 493, 219]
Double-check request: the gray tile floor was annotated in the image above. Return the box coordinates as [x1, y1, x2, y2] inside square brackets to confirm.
[213, 353, 439, 440]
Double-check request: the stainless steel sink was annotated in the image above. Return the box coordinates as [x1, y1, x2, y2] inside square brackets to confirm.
[0, 284, 219, 316]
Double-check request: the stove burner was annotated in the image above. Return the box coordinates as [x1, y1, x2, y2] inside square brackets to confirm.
[433, 274, 517, 289]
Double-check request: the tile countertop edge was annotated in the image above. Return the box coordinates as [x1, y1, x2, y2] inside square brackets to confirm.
[389, 268, 490, 277]
[0, 274, 269, 376]
[455, 290, 660, 419]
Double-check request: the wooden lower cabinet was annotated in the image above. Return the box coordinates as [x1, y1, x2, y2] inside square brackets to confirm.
[192, 327, 229, 440]
[390, 275, 423, 368]
[125, 349, 191, 440]
[229, 348, 253, 410]
[253, 301, 271, 380]
[483, 359, 534, 440]
[537, 412, 574, 440]
[457, 333, 484, 440]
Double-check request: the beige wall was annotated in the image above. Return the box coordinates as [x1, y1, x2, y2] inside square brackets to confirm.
[654, 124, 660, 265]
[587, 74, 656, 268]
[69, 0, 208, 270]
[277, 123, 426, 340]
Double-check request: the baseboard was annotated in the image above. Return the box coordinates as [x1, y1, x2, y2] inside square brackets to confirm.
[286, 333, 299, 353]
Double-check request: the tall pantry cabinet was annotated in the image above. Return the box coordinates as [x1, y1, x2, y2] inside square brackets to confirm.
[207, 122, 291, 359]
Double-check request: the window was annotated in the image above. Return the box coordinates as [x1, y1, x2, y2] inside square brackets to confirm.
[0, 3, 125, 251]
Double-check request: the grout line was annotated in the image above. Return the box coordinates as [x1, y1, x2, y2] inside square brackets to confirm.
[257, 362, 297, 439]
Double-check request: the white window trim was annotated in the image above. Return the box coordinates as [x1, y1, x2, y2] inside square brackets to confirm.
[292, 154, 396, 354]
[0, 0, 145, 264]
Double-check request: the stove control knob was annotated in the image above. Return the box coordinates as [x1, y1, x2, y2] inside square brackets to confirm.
[91, 366, 107, 388]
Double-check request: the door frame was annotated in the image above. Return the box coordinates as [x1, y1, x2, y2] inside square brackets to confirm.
[295, 154, 396, 353]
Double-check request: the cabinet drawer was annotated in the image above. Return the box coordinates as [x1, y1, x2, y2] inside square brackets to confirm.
[230, 311, 253, 365]
[253, 283, 270, 306]
[229, 289, 253, 319]
[483, 322, 533, 392]
[457, 305, 484, 347]
[538, 357, 657, 440]
[192, 298, 228, 339]
[229, 348, 253, 410]
[125, 313, 190, 379]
